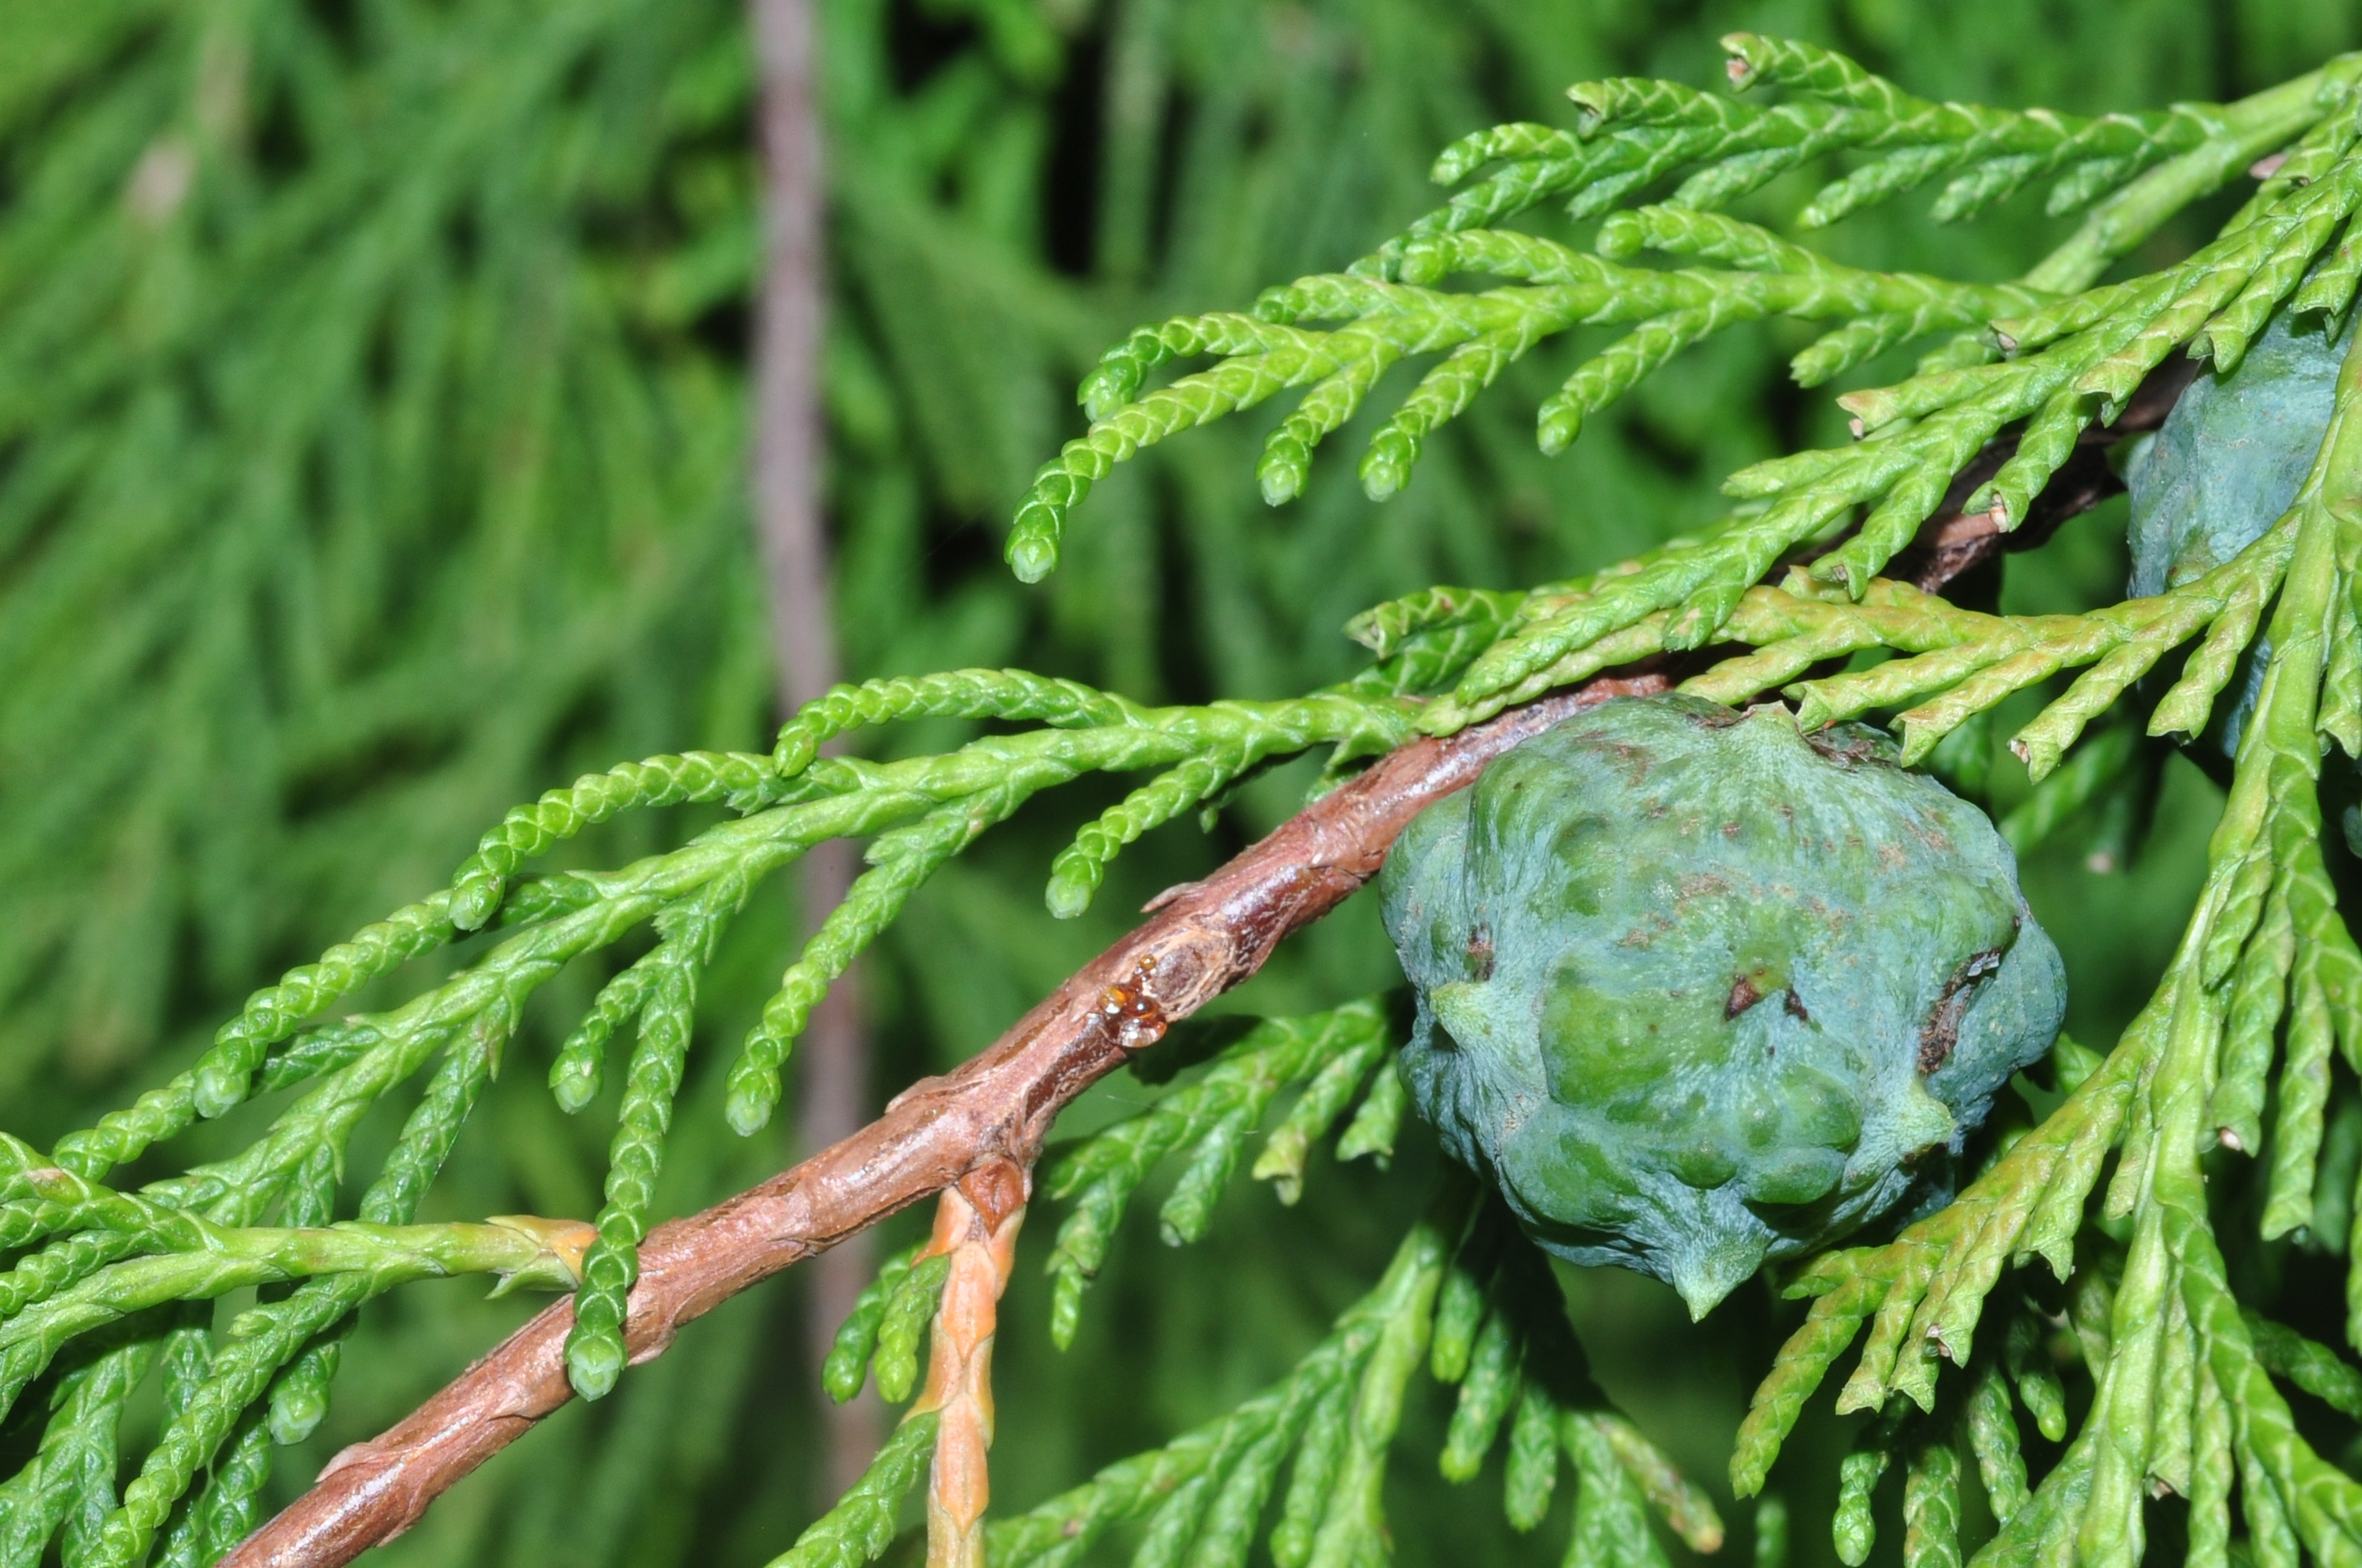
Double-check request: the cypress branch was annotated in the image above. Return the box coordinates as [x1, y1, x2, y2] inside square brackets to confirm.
[221, 682, 1651, 1568]
[19, 36, 2362, 1568]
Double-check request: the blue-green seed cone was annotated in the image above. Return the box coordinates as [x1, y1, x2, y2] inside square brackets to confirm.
[2125, 303, 2358, 758]
[1380, 695, 2065, 1317]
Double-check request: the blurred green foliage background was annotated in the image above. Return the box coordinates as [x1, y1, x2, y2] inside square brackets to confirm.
[2, 0, 2360, 1563]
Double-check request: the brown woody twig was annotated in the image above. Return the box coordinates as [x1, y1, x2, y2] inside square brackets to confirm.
[915, 1162, 1029, 1568]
